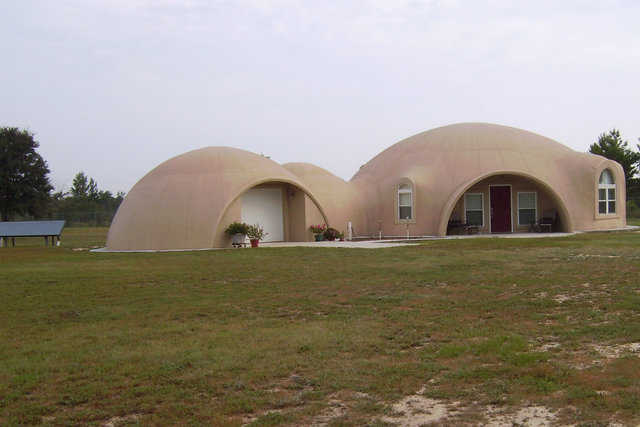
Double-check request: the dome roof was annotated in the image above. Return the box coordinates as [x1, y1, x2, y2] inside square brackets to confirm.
[106, 123, 626, 250]
[106, 147, 324, 250]
[352, 123, 575, 183]
[350, 123, 621, 235]
[283, 162, 365, 229]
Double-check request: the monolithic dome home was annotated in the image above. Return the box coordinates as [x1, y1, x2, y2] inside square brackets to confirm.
[106, 123, 626, 250]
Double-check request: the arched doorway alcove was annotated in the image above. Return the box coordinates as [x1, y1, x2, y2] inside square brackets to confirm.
[216, 180, 328, 245]
[441, 172, 572, 235]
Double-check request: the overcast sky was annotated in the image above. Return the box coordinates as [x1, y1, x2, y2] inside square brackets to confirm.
[2, 0, 639, 193]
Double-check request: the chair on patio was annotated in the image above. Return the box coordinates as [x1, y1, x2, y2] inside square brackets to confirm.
[447, 219, 466, 235]
[537, 211, 557, 233]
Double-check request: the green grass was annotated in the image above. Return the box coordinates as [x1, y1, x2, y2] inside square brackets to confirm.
[1, 228, 640, 425]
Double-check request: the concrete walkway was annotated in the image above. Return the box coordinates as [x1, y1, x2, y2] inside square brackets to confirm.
[262, 226, 638, 249]
[262, 231, 577, 249]
[261, 240, 417, 249]
[93, 226, 638, 252]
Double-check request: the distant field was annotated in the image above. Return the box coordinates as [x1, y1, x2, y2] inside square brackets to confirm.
[1, 227, 639, 425]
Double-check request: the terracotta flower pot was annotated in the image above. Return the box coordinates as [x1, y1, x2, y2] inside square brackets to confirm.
[250, 239, 259, 248]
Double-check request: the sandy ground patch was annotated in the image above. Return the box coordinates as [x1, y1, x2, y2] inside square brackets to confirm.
[380, 386, 460, 426]
[538, 341, 561, 352]
[484, 405, 556, 426]
[592, 342, 640, 359]
[567, 342, 640, 370]
[102, 413, 142, 427]
[380, 387, 559, 426]
[553, 294, 572, 303]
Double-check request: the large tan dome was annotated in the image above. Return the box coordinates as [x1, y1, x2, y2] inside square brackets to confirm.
[351, 123, 624, 235]
[107, 123, 626, 250]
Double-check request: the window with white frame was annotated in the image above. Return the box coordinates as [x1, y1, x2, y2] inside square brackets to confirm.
[464, 193, 483, 226]
[398, 183, 413, 220]
[598, 169, 616, 214]
[518, 192, 537, 226]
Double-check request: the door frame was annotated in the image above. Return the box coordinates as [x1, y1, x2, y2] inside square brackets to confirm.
[488, 184, 513, 233]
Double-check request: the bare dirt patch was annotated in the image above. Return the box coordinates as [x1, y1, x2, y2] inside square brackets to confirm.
[380, 387, 558, 426]
[538, 341, 561, 352]
[567, 342, 640, 370]
[553, 294, 572, 303]
[380, 389, 460, 426]
[592, 342, 640, 359]
[484, 405, 557, 426]
[102, 413, 142, 427]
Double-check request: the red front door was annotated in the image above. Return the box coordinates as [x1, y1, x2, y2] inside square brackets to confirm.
[490, 186, 511, 233]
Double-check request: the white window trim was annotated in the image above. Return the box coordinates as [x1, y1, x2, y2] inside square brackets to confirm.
[464, 193, 484, 227]
[598, 170, 616, 215]
[397, 183, 414, 222]
[517, 191, 537, 226]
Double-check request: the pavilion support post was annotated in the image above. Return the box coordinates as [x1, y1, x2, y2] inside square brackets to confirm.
[44, 236, 49, 247]
[0, 237, 4, 248]
[56, 235, 61, 247]
[12, 237, 16, 247]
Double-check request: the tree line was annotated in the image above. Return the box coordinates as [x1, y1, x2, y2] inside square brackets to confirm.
[1, 126, 640, 224]
[0, 127, 124, 226]
[49, 172, 125, 226]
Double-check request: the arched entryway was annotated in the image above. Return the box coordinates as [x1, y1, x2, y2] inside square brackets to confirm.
[440, 172, 573, 236]
[217, 180, 329, 245]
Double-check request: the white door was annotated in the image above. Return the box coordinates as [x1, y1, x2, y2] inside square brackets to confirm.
[241, 187, 284, 242]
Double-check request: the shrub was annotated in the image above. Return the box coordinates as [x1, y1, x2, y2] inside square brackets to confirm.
[225, 221, 249, 235]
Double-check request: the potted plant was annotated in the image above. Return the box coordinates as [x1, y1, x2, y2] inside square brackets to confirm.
[337, 231, 345, 241]
[309, 224, 327, 241]
[323, 227, 340, 241]
[225, 221, 249, 247]
[247, 223, 268, 248]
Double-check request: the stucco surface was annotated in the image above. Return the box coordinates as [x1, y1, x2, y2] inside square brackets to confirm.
[350, 123, 626, 236]
[106, 147, 327, 250]
[106, 123, 626, 250]
[282, 162, 366, 235]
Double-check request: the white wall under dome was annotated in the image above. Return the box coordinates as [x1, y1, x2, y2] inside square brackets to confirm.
[241, 187, 284, 242]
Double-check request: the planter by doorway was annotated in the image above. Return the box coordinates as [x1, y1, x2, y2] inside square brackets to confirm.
[314, 234, 324, 241]
[232, 233, 246, 247]
[250, 239, 259, 248]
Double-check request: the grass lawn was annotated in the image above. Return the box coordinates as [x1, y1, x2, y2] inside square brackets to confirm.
[1, 227, 640, 425]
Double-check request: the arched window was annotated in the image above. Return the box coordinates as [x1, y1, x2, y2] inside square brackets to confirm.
[598, 169, 616, 215]
[398, 183, 413, 221]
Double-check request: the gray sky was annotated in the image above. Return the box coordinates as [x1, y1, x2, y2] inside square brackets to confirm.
[3, 0, 639, 194]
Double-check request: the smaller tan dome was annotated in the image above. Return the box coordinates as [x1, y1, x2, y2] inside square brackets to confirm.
[107, 147, 324, 250]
